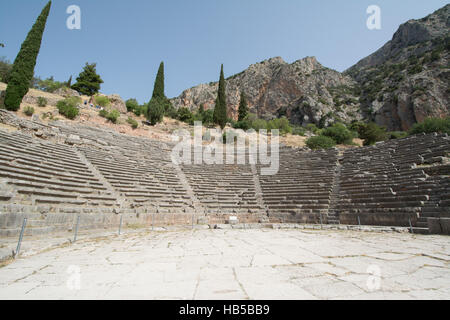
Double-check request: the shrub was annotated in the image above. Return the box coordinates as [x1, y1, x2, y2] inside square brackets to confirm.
[306, 123, 320, 134]
[133, 108, 142, 116]
[127, 117, 138, 129]
[201, 109, 214, 126]
[408, 64, 423, 75]
[132, 105, 147, 117]
[388, 131, 408, 140]
[37, 97, 47, 107]
[267, 117, 292, 135]
[359, 122, 387, 146]
[125, 98, 139, 112]
[23, 106, 34, 116]
[322, 123, 354, 145]
[348, 121, 366, 137]
[164, 101, 178, 119]
[99, 109, 108, 118]
[177, 107, 194, 123]
[251, 119, 267, 131]
[227, 118, 236, 128]
[306, 135, 336, 150]
[292, 126, 306, 136]
[94, 95, 110, 107]
[56, 97, 80, 120]
[106, 109, 120, 124]
[430, 50, 441, 62]
[409, 117, 450, 135]
[233, 119, 251, 130]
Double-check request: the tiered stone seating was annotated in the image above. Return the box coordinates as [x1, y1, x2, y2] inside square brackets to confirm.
[50, 122, 195, 214]
[0, 130, 123, 236]
[181, 149, 263, 217]
[257, 147, 338, 224]
[0, 130, 117, 208]
[0, 107, 448, 235]
[79, 145, 193, 214]
[336, 133, 450, 227]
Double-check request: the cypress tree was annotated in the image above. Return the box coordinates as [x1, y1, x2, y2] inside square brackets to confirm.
[4, 1, 51, 111]
[213, 64, 227, 129]
[71, 63, 104, 96]
[147, 62, 170, 124]
[152, 62, 165, 100]
[238, 91, 248, 121]
[67, 75, 72, 87]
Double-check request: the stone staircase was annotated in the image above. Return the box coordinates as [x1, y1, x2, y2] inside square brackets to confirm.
[327, 152, 343, 225]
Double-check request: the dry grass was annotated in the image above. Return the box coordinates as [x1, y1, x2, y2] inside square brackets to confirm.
[280, 134, 307, 148]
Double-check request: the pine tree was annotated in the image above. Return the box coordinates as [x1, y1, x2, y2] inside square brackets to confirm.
[71, 63, 104, 96]
[4, 1, 51, 111]
[213, 64, 227, 129]
[238, 91, 248, 121]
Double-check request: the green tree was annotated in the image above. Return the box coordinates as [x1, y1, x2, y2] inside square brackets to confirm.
[177, 107, 194, 123]
[71, 63, 104, 96]
[147, 97, 165, 125]
[213, 64, 227, 129]
[4, 1, 52, 111]
[147, 61, 174, 123]
[238, 91, 248, 121]
[202, 109, 214, 126]
[152, 62, 165, 100]
[359, 122, 387, 146]
[36, 76, 64, 93]
[322, 123, 354, 145]
[67, 75, 72, 87]
[126, 98, 139, 112]
[199, 104, 205, 116]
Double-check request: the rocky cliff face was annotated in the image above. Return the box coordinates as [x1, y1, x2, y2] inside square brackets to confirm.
[172, 57, 363, 127]
[345, 4, 449, 131]
[172, 4, 449, 131]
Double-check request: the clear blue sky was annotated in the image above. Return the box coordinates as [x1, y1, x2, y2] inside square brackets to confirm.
[0, 0, 447, 103]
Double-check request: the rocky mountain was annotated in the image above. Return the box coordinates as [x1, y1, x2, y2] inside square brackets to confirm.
[171, 4, 449, 131]
[346, 4, 449, 131]
[172, 56, 363, 127]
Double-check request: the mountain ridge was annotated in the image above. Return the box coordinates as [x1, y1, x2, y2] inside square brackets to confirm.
[171, 4, 449, 131]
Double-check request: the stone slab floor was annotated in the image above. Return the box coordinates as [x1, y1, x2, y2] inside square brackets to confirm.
[0, 229, 449, 300]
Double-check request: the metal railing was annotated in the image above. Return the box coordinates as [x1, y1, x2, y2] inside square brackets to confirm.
[9, 213, 420, 259]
